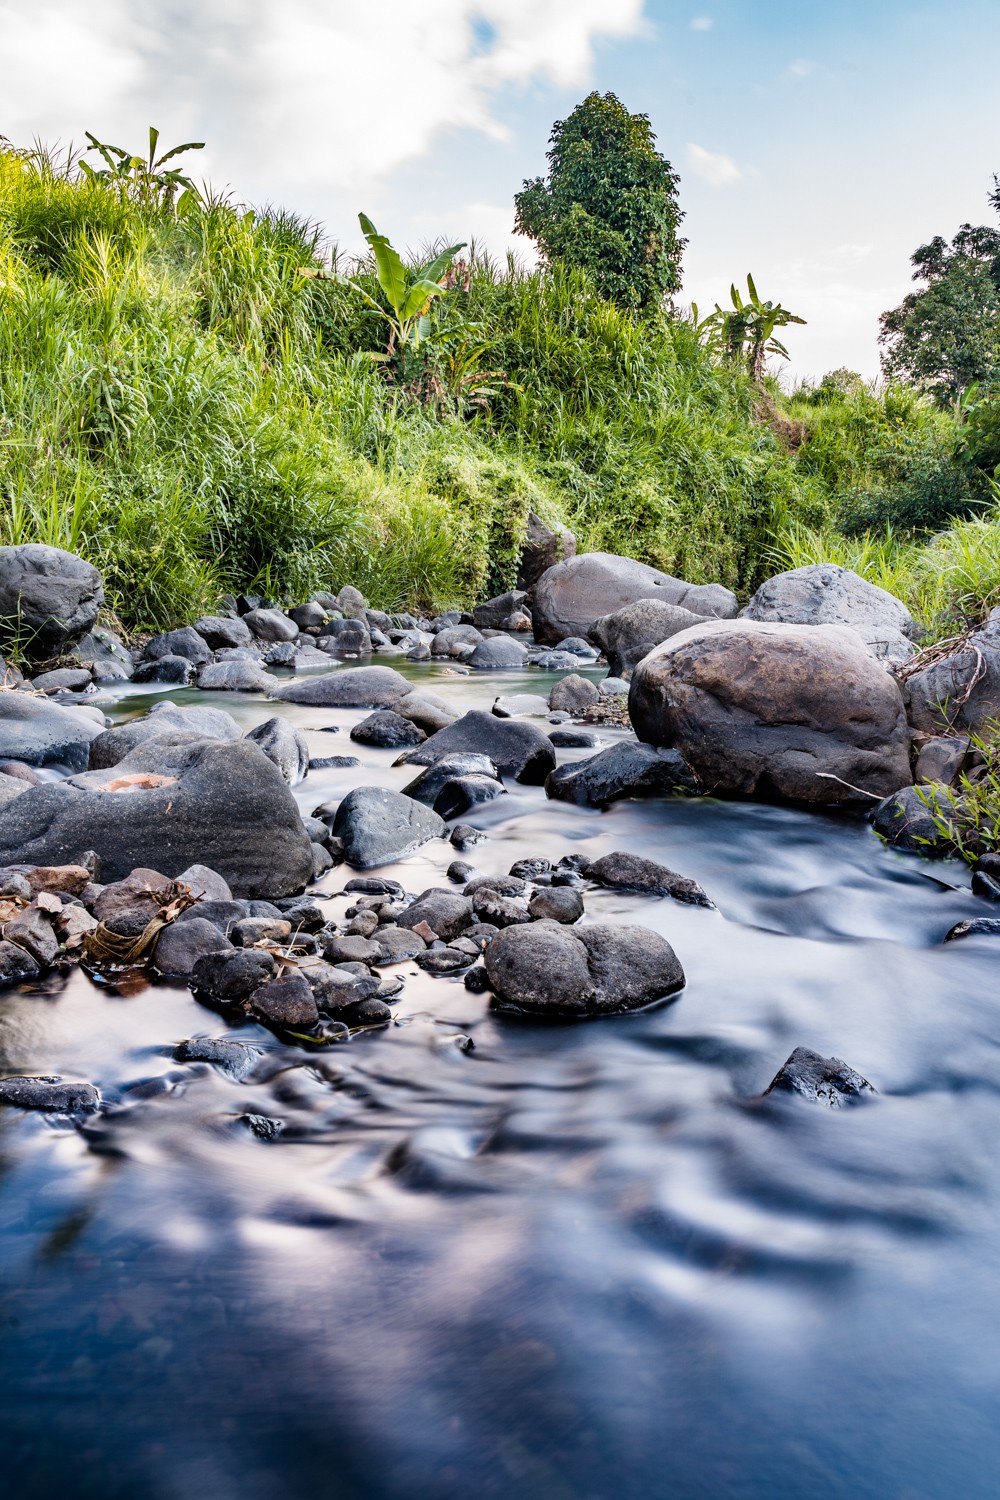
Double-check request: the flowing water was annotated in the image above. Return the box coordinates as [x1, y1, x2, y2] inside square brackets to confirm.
[2, 662, 999, 1498]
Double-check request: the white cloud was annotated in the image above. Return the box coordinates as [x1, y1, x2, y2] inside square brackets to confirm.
[0, 1, 646, 195]
[690, 17, 714, 30]
[686, 143, 742, 188]
[786, 58, 817, 79]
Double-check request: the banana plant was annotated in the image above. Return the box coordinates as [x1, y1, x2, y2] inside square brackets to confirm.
[694, 275, 805, 382]
[301, 213, 465, 380]
[80, 127, 204, 214]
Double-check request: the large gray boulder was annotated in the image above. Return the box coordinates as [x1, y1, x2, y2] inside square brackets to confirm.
[629, 619, 912, 806]
[590, 598, 706, 677]
[531, 552, 738, 646]
[484, 920, 685, 1017]
[517, 512, 576, 591]
[742, 563, 914, 637]
[0, 691, 103, 771]
[71, 626, 133, 682]
[332, 786, 446, 868]
[0, 738, 314, 897]
[397, 710, 556, 785]
[0, 544, 103, 655]
[904, 614, 1000, 735]
[89, 702, 241, 769]
[272, 666, 410, 709]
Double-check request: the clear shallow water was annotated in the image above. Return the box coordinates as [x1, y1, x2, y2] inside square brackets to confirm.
[2, 662, 1000, 1498]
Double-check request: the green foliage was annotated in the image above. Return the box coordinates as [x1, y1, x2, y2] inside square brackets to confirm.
[695, 275, 806, 382]
[514, 92, 685, 311]
[81, 127, 204, 215]
[879, 221, 1000, 403]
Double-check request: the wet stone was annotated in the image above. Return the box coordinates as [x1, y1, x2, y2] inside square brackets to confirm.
[584, 851, 715, 909]
[173, 1037, 261, 1079]
[763, 1047, 876, 1107]
[250, 971, 319, 1028]
[0, 1076, 100, 1112]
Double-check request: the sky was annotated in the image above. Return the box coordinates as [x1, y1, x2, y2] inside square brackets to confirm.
[2, 0, 1000, 381]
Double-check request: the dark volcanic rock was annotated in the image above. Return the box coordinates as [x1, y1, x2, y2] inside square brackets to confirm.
[145, 626, 212, 665]
[0, 1076, 100, 1112]
[332, 786, 446, 867]
[350, 711, 426, 749]
[590, 597, 705, 677]
[531, 551, 737, 645]
[0, 939, 41, 984]
[871, 783, 959, 856]
[763, 1046, 876, 1106]
[0, 544, 103, 654]
[0, 692, 102, 772]
[546, 742, 698, 806]
[245, 717, 310, 785]
[250, 971, 319, 1028]
[0, 739, 314, 897]
[585, 850, 715, 908]
[485, 920, 685, 1017]
[399, 710, 555, 785]
[273, 666, 410, 709]
[629, 619, 912, 806]
[191, 948, 276, 1002]
[154, 918, 234, 977]
[517, 512, 576, 591]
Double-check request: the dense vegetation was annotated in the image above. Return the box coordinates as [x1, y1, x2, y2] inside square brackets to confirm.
[1, 126, 1000, 641]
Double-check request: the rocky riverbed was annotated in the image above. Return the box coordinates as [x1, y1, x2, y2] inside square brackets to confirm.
[3, 537, 1000, 1497]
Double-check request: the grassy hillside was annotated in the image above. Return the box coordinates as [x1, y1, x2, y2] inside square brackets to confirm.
[0, 141, 996, 636]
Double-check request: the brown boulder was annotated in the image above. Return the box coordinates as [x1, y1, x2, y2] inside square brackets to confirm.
[628, 619, 912, 805]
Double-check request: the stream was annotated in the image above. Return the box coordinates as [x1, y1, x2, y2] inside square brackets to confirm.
[2, 659, 999, 1498]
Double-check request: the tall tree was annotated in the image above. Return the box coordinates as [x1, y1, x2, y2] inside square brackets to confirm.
[879, 214, 1000, 404]
[514, 92, 685, 311]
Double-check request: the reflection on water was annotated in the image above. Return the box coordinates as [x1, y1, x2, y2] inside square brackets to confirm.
[1, 663, 999, 1498]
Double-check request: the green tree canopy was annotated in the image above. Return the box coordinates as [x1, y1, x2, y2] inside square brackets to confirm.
[513, 91, 685, 311]
[879, 213, 1000, 404]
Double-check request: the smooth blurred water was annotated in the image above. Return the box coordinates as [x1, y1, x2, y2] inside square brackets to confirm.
[1, 662, 999, 1499]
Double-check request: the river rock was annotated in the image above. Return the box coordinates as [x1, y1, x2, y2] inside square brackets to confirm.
[0, 939, 41, 984]
[546, 742, 698, 807]
[318, 618, 371, 655]
[904, 622, 1000, 735]
[198, 661, 276, 693]
[743, 564, 914, 637]
[32, 667, 93, 693]
[0, 692, 102, 772]
[492, 694, 550, 718]
[629, 619, 912, 806]
[154, 917, 234, 977]
[332, 786, 446, 868]
[244, 608, 298, 644]
[432, 625, 483, 657]
[72, 626, 134, 682]
[528, 887, 583, 923]
[250, 971, 318, 1028]
[0, 771, 29, 808]
[484, 920, 685, 1017]
[173, 1036, 261, 1077]
[191, 948, 276, 1002]
[273, 666, 410, 709]
[531, 552, 738, 646]
[351, 711, 426, 749]
[870, 783, 959, 856]
[3, 904, 59, 966]
[914, 735, 969, 786]
[398, 710, 556, 785]
[402, 753, 501, 806]
[549, 729, 600, 748]
[304, 961, 380, 1009]
[0, 1076, 100, 1112]
[394, 690, 455, 734]
[145, 626, 212, 665]
[0, 544, 103, 655]
[584, 850, 714, 908]
[469, 636, 528, 669]
[0, 739, 314, 896]
[132, 655, 194, 685]
[397, 889, 473, 941]
[193, 614, 253, 649]
[473, 591, 529, 630]
[763, 1046, 876, 1106]
[517, 512, 576, 590]
[432, 774, 506, 821]
[590, 598, 705, 677]
[245, 717, 310, 785]
[548, 674, 600, 715]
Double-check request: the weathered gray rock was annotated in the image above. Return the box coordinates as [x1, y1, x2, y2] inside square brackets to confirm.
[0, 739, 314, 897]
[193, 615, 253, 650]
[398, 710, 556, 785]
[763, 1046, 876, 1106]
[473, 591, 529, 630]
[0, 692, 102, 772]
[518, 512, 576, 591]
[742, 564, 914, 636]
[318, 617, 371, 655]
[528, 887, 583, 923]
[332, 786, 446, 868]
[291, 601, 328, 631]
[244, 608, 298, 644]
[72, 626, 133, 682]
[304, 961, 380, 1009]
[350, 711, 426, 749]
[432, 774, 506, 821]
[0, 544, 103, 654]
[914, 735, 969, 786]
[32, 667, 93, 693]
[485, 920, 685, 1016]
[0, 939, 41, 984]
[584, 850, 714, 908]
[590, 598, 705, 677]
[191, 948, 276, 1002]
[546, 742, 698, 807]
[548, 674, 600, 715]
[629, 620, 912, 806]
[250, 971, 319, 1028]
[468, 636, 529, 669]
[548, 729, 600, 748]
[531, 552, 738, 645]
[870, 783, 959, 856]
[394, 690, 455, 734]
[198, 661, 276, 693]
[145, 626, 212, 665]
[402, 753, 501, 805]
[273, 666, 410, 709]
[397, 889, 473, 941]
[3, 904, 59, 966]
[904, 621, 1000, 735]
[432, 625, 483, 657]
[245, 717, 310, 785]
[0, 1076, 100, 1112]
[173, 1037, 260, 1077]
[154, 917, 234, 977]
[132, 655, 194, 685]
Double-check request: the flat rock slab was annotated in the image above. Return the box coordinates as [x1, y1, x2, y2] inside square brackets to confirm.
[332, 786, 446, 868]
[0, 1076, 100, 1112]
[484, 919, 685, 1017]
[273, 665, 410, 709]
[585, 851, 715, 908]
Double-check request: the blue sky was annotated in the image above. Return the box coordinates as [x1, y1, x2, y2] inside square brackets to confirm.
[3, 0, 999, 379]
